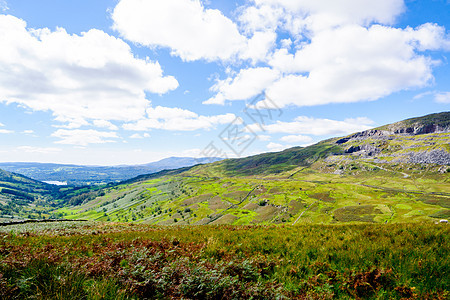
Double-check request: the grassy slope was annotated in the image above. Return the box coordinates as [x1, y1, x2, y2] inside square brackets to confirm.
[0, 221, 448, 299]
[62, 163, 449, 225]
[0, 168, 112, 221]
[61, 132, 450, 225]
[52, 112, 450, 224]
[0, 169, 62, 221]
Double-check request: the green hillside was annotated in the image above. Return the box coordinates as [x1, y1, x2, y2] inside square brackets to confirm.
[0, 169, 111, 222]
[59, 112, 450, 225]
[0, 169, 59, 221]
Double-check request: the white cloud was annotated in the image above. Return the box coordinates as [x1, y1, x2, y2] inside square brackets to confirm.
[112, 0, 247, 62]
[257, 116, 374, 136]
[280, 38, 292, 48]
[130, 133, 150, 139]
[51, 129, 119, 146]
[435, 92, 450, 103]
[408, 23, 450, 51]
[253, 0, 405, 29]
[17, 146, 62, 154]
[123, 106, 236, 131]
[280, 135, 313, 144]
[238, 4, 283, 33]
[260, 23, 447, 108]
[257, 134, 271, 141]
[266, 142, 289, 152]
[202, 1, 448, 108]
[93, 120, 119, 130]
[0, 122, 12, 133]
[0, 15, 178, 127]
[204, 67, 280, 104]
[413, 91, 434, 100]
[0, 0, 8, 11]
[240, 30, 277, 63]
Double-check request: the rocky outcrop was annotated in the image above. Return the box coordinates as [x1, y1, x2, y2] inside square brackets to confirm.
[345, 146, 361, 153]
[408, 149, 450, 165]
[344, 144, 380, 156]
[336, 112, 450, 145]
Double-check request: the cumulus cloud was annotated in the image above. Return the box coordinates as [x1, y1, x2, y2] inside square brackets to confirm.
[204, 67, 280, 104]
[203, 0, 449, 108]
[266, 142, 289, 152]
[256, 24, 446, 108]
[0, 15, 178, 127]
[435, 92, 450, 103]
[279, 135, 313, 144]
[93, 120, 119, 131]
[254, 116, 374, 136]
[112, 0, 247, 62]
[130, 133, 150, 139]
[51, 129, 119, 146]
[252, 0, 405, 29]
[123, 106, 236, 131]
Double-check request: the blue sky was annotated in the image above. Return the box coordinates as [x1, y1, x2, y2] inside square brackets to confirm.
[0, 0, 449, 165]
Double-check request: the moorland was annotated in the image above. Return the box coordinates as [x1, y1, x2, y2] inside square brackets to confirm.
[0, 112, 449, 299]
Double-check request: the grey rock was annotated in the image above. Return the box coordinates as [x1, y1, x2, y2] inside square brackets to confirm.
[408, 149, 450, 165]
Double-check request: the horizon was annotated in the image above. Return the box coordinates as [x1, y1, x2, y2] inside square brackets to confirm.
[1, 109, 449, 166]
[0, 0, 449, 165]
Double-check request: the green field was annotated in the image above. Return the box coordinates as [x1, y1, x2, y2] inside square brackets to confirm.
[60, 163, 449, 226]
[0, 221, 448, 299]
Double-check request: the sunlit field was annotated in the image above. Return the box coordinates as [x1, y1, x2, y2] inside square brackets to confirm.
[1, 221, 448, 299]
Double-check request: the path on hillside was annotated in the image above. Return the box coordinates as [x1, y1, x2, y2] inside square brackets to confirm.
[364, 162, 410, 178]
[205, 185, 260, 224]
[292, 200, 319, 225]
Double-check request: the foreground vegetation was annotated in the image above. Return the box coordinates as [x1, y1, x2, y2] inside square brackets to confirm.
[0, 221, 448, 299]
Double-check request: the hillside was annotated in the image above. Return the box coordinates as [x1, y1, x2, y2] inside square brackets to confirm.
[0, 169, 63, 221]
[0, 168, 117, 222]
[0, 157, 222, 186]
[59, 112, 450, 225]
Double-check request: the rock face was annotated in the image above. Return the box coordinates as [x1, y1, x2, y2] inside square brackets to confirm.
[379, 111, 450, 135]
[337, 112, 450, 145]
[333, 112, 450, 166]
[408, 149, 450, 165]
[392, 124, 448, 135]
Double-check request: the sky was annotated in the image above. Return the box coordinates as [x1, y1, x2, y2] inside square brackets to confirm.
[0, 0, 449, 165]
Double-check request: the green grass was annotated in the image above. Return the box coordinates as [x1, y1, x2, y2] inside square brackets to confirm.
[60, 164, 449, 226]
[0, 221, 448, 299]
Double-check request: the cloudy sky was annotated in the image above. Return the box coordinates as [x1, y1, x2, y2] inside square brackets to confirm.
[0, 0, 449, 165]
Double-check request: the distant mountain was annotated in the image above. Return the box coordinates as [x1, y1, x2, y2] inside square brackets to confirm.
[0, 157, 223, 186]
[63, 112, 450, 225]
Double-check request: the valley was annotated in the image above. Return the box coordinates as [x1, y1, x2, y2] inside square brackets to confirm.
[1, 112, 449, 225]
[0, 112, 449, 299]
